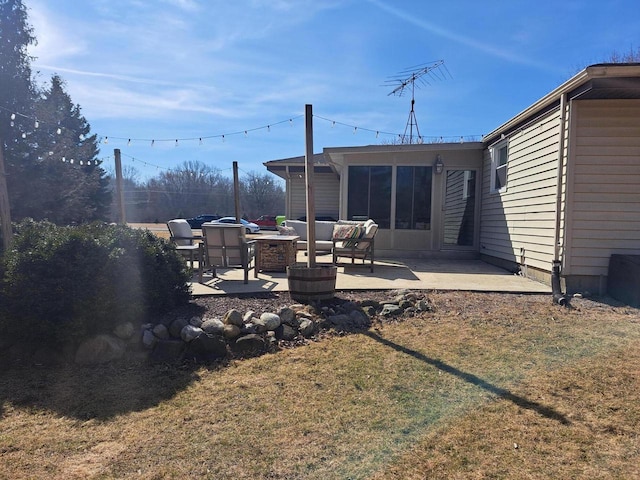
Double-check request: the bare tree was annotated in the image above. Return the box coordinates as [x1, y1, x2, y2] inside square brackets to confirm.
[240, 171, 285, 219]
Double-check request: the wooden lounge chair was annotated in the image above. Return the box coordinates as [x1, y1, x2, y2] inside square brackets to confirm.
[200, 223, 256, 283]
[332, 220, 378, 272]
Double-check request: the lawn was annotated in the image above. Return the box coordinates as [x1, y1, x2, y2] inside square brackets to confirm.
[1, 292, 639, 479]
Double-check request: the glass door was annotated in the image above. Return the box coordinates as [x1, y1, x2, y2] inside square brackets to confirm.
[442, 169, 477, 248]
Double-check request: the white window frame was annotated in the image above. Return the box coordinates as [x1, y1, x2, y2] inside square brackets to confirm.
[490, 139, 508, 193]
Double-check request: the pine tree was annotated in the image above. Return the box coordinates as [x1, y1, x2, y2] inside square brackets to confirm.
[13, 75, 112, 223]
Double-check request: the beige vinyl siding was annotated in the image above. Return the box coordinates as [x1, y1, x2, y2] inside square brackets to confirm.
[564, 99, 640, 276]
[289, 173, 340, 221]
[480, 110, 562, 271]
[443, 170, 467, 245]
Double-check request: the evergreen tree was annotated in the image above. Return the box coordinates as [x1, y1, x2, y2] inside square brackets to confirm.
[16, 75, 112, 224]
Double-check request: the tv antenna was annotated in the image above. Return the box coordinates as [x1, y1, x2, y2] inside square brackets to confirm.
[386, 60, 451, 144]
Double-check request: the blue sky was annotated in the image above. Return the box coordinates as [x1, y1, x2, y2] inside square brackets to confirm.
[26, 0, 639, 182]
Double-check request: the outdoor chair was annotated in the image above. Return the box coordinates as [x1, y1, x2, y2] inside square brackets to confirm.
[332, 219, 378, 272]
[200, 223, 256, 284]
[167, 219, 202, 270]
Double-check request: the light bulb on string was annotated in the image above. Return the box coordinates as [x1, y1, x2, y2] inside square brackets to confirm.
[267, 125, 270, 132]
[199, 138, 203, 145]
[353, 126, 357, 134]
[79, 134, 85, 140]
[10, 113, 15, 120]
[34, 119, 39, 129]
[127, 139, 131, 146]
[222, 135, 225, 143]
[79, 160, 83, 165]
[62, 157, 66, 162]
[70, 159, 74, 164]
[21, 132, 26, 139]
[376, 131, 379, 138]
[151, 140, 155, 147]
[10, 121, 14, 127]
[175, 139, 179, 147]
[104, 137, 108, 144]
[56, 127, 62, 135]
[244, 130, 248, 137]
[289, 119, 293, 127]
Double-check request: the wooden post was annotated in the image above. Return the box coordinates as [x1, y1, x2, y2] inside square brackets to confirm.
[233, 161, 241, 223]
[0, 139, 12, 251]
[305, 104, 316, 267]
[114, 149, 126, 224]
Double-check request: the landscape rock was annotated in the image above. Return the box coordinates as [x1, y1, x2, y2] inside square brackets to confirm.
[201, 318, 225, 335]
[223, 309, 244, 327]
[113, 322, 135, 340]
[188, 333, 227, 359]
[150, 339, 185, 363]
[75, 334, 126, 365]
[275, 323, 297, 341]
[299, 319, 315, 337]
[181, 325, 203, 342]
[233, 334, 266, 356]
[169, 318, 188, 338]
[189, 316, 203, 328]
[258, 312, 281, 331]
[152, 324, 170, 340]
[223, 324, 242, 339]
[380, 304, 403, 317]
[142, 329, 157, 349]
[278, 307, 296, 325]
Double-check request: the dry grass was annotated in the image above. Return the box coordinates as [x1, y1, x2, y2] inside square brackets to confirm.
[1, 292, 639, 479]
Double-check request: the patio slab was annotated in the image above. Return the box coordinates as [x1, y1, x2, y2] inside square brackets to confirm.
[189, 252, 551, 296]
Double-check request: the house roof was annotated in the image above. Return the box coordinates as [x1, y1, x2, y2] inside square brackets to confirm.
[264, 153, 338, 179]
[483, 63, 640, 144]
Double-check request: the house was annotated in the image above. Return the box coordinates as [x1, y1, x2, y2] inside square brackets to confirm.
[265, 63, 640, 294]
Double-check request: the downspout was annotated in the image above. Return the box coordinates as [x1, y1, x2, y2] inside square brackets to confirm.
[552, 93, 568, 306]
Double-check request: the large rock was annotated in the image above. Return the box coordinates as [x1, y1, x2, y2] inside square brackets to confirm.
[381, 304, 403, 317]
[75, 334, 126, 365]
[299, 319, 315, 337]
[201, 318, 225, 335]
[188, 333, 227, 359]
[275, 323, 297, 341]
[181, 325, 203, 342]
[278, 307, 296, 326]
[256, 313, 281, 331]
[150, 339, 185, 363]
[169, 318, 189, 338]
[223, 309, 244, 327]
[142, 329, 157, 349]
[232, 334, 266, 356]
[152, 324, 170, 340]
[113, 322, 135, 340]
[223, 324, 242, 339]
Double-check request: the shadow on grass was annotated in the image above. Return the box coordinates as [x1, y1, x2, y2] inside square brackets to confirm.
[0, 360, 216, 421]
[363, 330, 571, 425]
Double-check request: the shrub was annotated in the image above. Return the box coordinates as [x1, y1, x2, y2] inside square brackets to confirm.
[0, 220, 191, 346]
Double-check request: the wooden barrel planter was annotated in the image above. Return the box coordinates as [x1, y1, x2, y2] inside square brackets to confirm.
[287, 265, 337, 302]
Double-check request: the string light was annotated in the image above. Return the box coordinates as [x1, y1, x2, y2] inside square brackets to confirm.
[56, 127, 62, 135]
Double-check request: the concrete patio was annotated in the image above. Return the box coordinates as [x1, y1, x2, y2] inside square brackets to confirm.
[189, 252, 551, 297]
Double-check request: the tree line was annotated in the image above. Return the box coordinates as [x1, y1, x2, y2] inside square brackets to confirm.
[111, 162, 284, 223]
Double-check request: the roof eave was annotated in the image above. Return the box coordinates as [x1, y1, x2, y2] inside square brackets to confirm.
[483, 64, 640, 144]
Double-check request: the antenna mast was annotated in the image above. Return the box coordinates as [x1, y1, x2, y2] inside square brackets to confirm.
[386, 60, 450, 144]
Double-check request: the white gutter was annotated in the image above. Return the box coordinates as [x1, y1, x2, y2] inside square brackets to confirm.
[553, 93, 568, 262]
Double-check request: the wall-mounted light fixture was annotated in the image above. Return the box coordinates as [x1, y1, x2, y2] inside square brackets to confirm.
[434, 154, 444, 174]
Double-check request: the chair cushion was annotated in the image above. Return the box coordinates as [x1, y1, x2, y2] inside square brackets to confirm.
[357, 220, 378, 250]
[332, 223, 363, 248]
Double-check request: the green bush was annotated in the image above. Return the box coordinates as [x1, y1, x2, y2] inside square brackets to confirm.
[0, 220, 191, 346]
